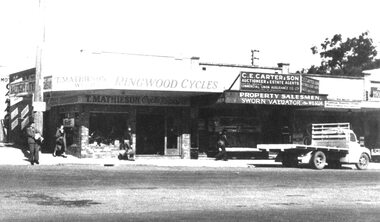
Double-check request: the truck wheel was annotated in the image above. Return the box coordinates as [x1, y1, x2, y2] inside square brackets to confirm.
[310, 151, 326, 170]
[355, 153, 369, 170]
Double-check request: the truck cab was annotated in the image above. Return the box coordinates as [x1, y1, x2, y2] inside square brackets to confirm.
[307, 123, 371, 169]
[337, 129, 371, 166]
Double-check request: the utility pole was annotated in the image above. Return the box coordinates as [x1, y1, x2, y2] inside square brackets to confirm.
[251, 49, 259, 66]
[33, 0, 45, 133]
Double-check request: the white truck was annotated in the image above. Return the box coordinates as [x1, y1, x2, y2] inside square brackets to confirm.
[257, 123, 371, 170]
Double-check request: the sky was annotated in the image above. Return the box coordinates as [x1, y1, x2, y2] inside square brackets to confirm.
[0, 0, 379, 75]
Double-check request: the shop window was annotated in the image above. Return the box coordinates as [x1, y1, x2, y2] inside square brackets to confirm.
[89, 112, 129, 145]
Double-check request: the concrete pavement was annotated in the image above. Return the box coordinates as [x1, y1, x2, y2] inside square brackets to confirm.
[0, 144, 260, 168]
[1, 144, 380, 169]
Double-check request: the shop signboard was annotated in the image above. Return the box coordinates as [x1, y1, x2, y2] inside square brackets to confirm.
[21, 105, 29, 119]
[11, 108, 18, 120]
[47, 94, 191, 107]
[50, 75, 221, 93]
[63, 118, 75, 127]
[324, 100, 361, 109]
[240, 72, 300, 92]
[21, 116, 29, 130]
[11, 118, 18, 130]
[10, 96, 23, 106]
[223, 91, 326, 107]
[301, 76, 319, 94]
[33, 101, 46, 112]
[44, 76, 52, 90]
[9, 81, 35, 96]
[82, 95, 190, 107]
[370, 87, 380, 100]
[9, 70, 35, 83]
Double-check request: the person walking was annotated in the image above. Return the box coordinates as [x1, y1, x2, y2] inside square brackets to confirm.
[26, 121, 43, 165]
[53, 125, 67, 157]
[215, 129, 229, 161]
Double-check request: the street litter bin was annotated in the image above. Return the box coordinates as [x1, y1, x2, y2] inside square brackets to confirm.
[190, 148, 199, 159]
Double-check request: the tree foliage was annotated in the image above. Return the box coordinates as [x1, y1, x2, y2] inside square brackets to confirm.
[307, 32, 380, 76]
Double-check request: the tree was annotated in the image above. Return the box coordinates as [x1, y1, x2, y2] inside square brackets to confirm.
[308, 32, 380, 76]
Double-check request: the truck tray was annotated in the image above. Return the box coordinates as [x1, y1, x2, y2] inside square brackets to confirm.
[257, 144, 349, 153]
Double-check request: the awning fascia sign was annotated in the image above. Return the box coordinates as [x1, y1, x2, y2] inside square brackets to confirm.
[221, 91, 327, 107]
[46, 94, 190, 107]
[324, 100, 361, 109]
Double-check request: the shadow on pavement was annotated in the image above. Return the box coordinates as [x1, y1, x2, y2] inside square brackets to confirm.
[250, 164, 283, 168]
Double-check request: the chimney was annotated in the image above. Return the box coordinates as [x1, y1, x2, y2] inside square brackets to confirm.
[278, 63, 290, 74]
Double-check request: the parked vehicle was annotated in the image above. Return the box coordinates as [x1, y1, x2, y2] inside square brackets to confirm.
[370, 148, 380, 162]
[257, 123, 371, 170]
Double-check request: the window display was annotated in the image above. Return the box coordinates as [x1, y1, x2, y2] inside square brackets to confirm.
[89, 113, 129, 145]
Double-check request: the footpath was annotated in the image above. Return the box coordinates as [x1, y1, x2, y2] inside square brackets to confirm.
[1, 144, 380, 169]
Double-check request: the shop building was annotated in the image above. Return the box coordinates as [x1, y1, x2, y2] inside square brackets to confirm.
[40, 53, 291, 158]
[5, 53, 380, 159]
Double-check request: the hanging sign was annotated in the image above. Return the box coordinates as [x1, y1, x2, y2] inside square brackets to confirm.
[33, 102, 46, 112]
[301, 76, 319, 94]
[63, 118, 75, 127]
[11, 108, 19, 120]
[9, 81, 35, 96]
[21, 105, 29, 119]
[370, 87, 380, 100]
[11, 119, 18, 130]
[21, 116, 30, 130]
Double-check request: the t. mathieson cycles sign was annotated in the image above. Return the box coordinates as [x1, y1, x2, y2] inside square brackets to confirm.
[224, 91, 326, 106]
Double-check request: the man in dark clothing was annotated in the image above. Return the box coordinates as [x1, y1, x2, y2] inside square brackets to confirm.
[26, 122, 43, 165]
[53, 124, 67, 157]
[118, 127, 135, 161]
[215, 129, 229, 161]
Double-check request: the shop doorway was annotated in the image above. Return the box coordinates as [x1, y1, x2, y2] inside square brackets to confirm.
[136, 114, 165, 155]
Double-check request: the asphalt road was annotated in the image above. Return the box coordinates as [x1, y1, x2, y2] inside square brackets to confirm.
[0, 165, 379, 222]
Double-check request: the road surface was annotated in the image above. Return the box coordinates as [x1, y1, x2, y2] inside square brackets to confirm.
[0, 164, 379, 221]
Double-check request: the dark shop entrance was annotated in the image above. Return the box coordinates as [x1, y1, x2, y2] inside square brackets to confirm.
[136, 114, 165, 155]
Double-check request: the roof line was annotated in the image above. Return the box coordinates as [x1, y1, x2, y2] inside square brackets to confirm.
[199, 62, 282, 70]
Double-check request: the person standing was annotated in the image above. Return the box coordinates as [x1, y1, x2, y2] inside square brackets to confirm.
[53, 125, 67, 157]
[215, 129, 229, 161]
[118, 127, 135, 161]
[26, 121, 43, 165]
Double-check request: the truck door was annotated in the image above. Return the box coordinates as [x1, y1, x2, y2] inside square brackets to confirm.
[347, 132, 362, 163]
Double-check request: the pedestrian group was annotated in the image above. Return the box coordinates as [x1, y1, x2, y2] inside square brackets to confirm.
[25, 122, 229, 165]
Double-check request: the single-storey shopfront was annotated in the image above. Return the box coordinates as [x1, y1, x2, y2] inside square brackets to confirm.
[5, 53, 380, 159]
[38, 53, 307, 158]
[44, 90, 194, 158]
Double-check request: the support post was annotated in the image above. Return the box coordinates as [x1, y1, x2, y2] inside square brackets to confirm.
[33, 0, 45, 133]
